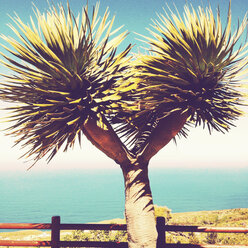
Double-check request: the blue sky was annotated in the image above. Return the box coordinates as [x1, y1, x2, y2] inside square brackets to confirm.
[0, 0, 247, 171]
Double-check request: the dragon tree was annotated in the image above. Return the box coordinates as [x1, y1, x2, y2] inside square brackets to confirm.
[0, 1, 247, 248]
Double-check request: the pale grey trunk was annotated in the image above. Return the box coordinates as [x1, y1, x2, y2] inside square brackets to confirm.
[121, 162, 157, 248]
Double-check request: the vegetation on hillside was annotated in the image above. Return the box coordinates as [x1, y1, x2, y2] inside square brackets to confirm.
[63, 207, 248, 245]
[167, 208, 248, 245]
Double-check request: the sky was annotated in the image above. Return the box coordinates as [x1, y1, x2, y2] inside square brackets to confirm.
[0, 0, 247, 172]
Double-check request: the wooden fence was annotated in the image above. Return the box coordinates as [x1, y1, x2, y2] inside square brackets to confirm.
[0, 216, 248, 247]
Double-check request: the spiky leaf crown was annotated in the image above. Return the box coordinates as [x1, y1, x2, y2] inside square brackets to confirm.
[114, 3, 248, 149]
[0, 2, 132, 164]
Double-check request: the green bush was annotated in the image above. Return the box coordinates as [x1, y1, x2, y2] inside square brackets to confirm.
[154, 205, 172, 223]
[63, 228, 127, 245]
[205, 232, 218, 244]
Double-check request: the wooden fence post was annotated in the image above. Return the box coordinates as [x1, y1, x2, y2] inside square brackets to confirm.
[51, 216, 60, 248]
[156, 217, 166, 248]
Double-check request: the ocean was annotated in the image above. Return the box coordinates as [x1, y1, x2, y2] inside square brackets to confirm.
[0, 168, 247, 226]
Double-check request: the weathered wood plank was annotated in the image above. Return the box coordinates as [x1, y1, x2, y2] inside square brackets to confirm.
[0, 223, 51, 229]
[0, 240, 51, 246]
[164, 225, 248, 233]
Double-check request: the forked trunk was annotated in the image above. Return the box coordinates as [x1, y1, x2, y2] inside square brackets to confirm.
[121, 161, 157, 248]
[83, 111, 189, 248]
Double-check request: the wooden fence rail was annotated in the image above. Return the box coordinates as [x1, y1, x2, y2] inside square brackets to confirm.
[0, 216, 248, 248]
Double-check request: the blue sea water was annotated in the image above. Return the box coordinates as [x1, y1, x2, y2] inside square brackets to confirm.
[0, 168, 247, 227]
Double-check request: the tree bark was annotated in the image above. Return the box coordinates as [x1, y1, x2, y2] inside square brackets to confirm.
[141, 111, 189, 161]
[83, 116, 132, 164]
[121, 160, 157, 248]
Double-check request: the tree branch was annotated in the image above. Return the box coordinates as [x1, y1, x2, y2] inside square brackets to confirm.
[140, 111, 189, 162]
[82, 116, 132, 165]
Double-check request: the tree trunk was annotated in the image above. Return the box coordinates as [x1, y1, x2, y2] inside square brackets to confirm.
[83, 112, 189, 248]
[121, 160, 157, 248]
